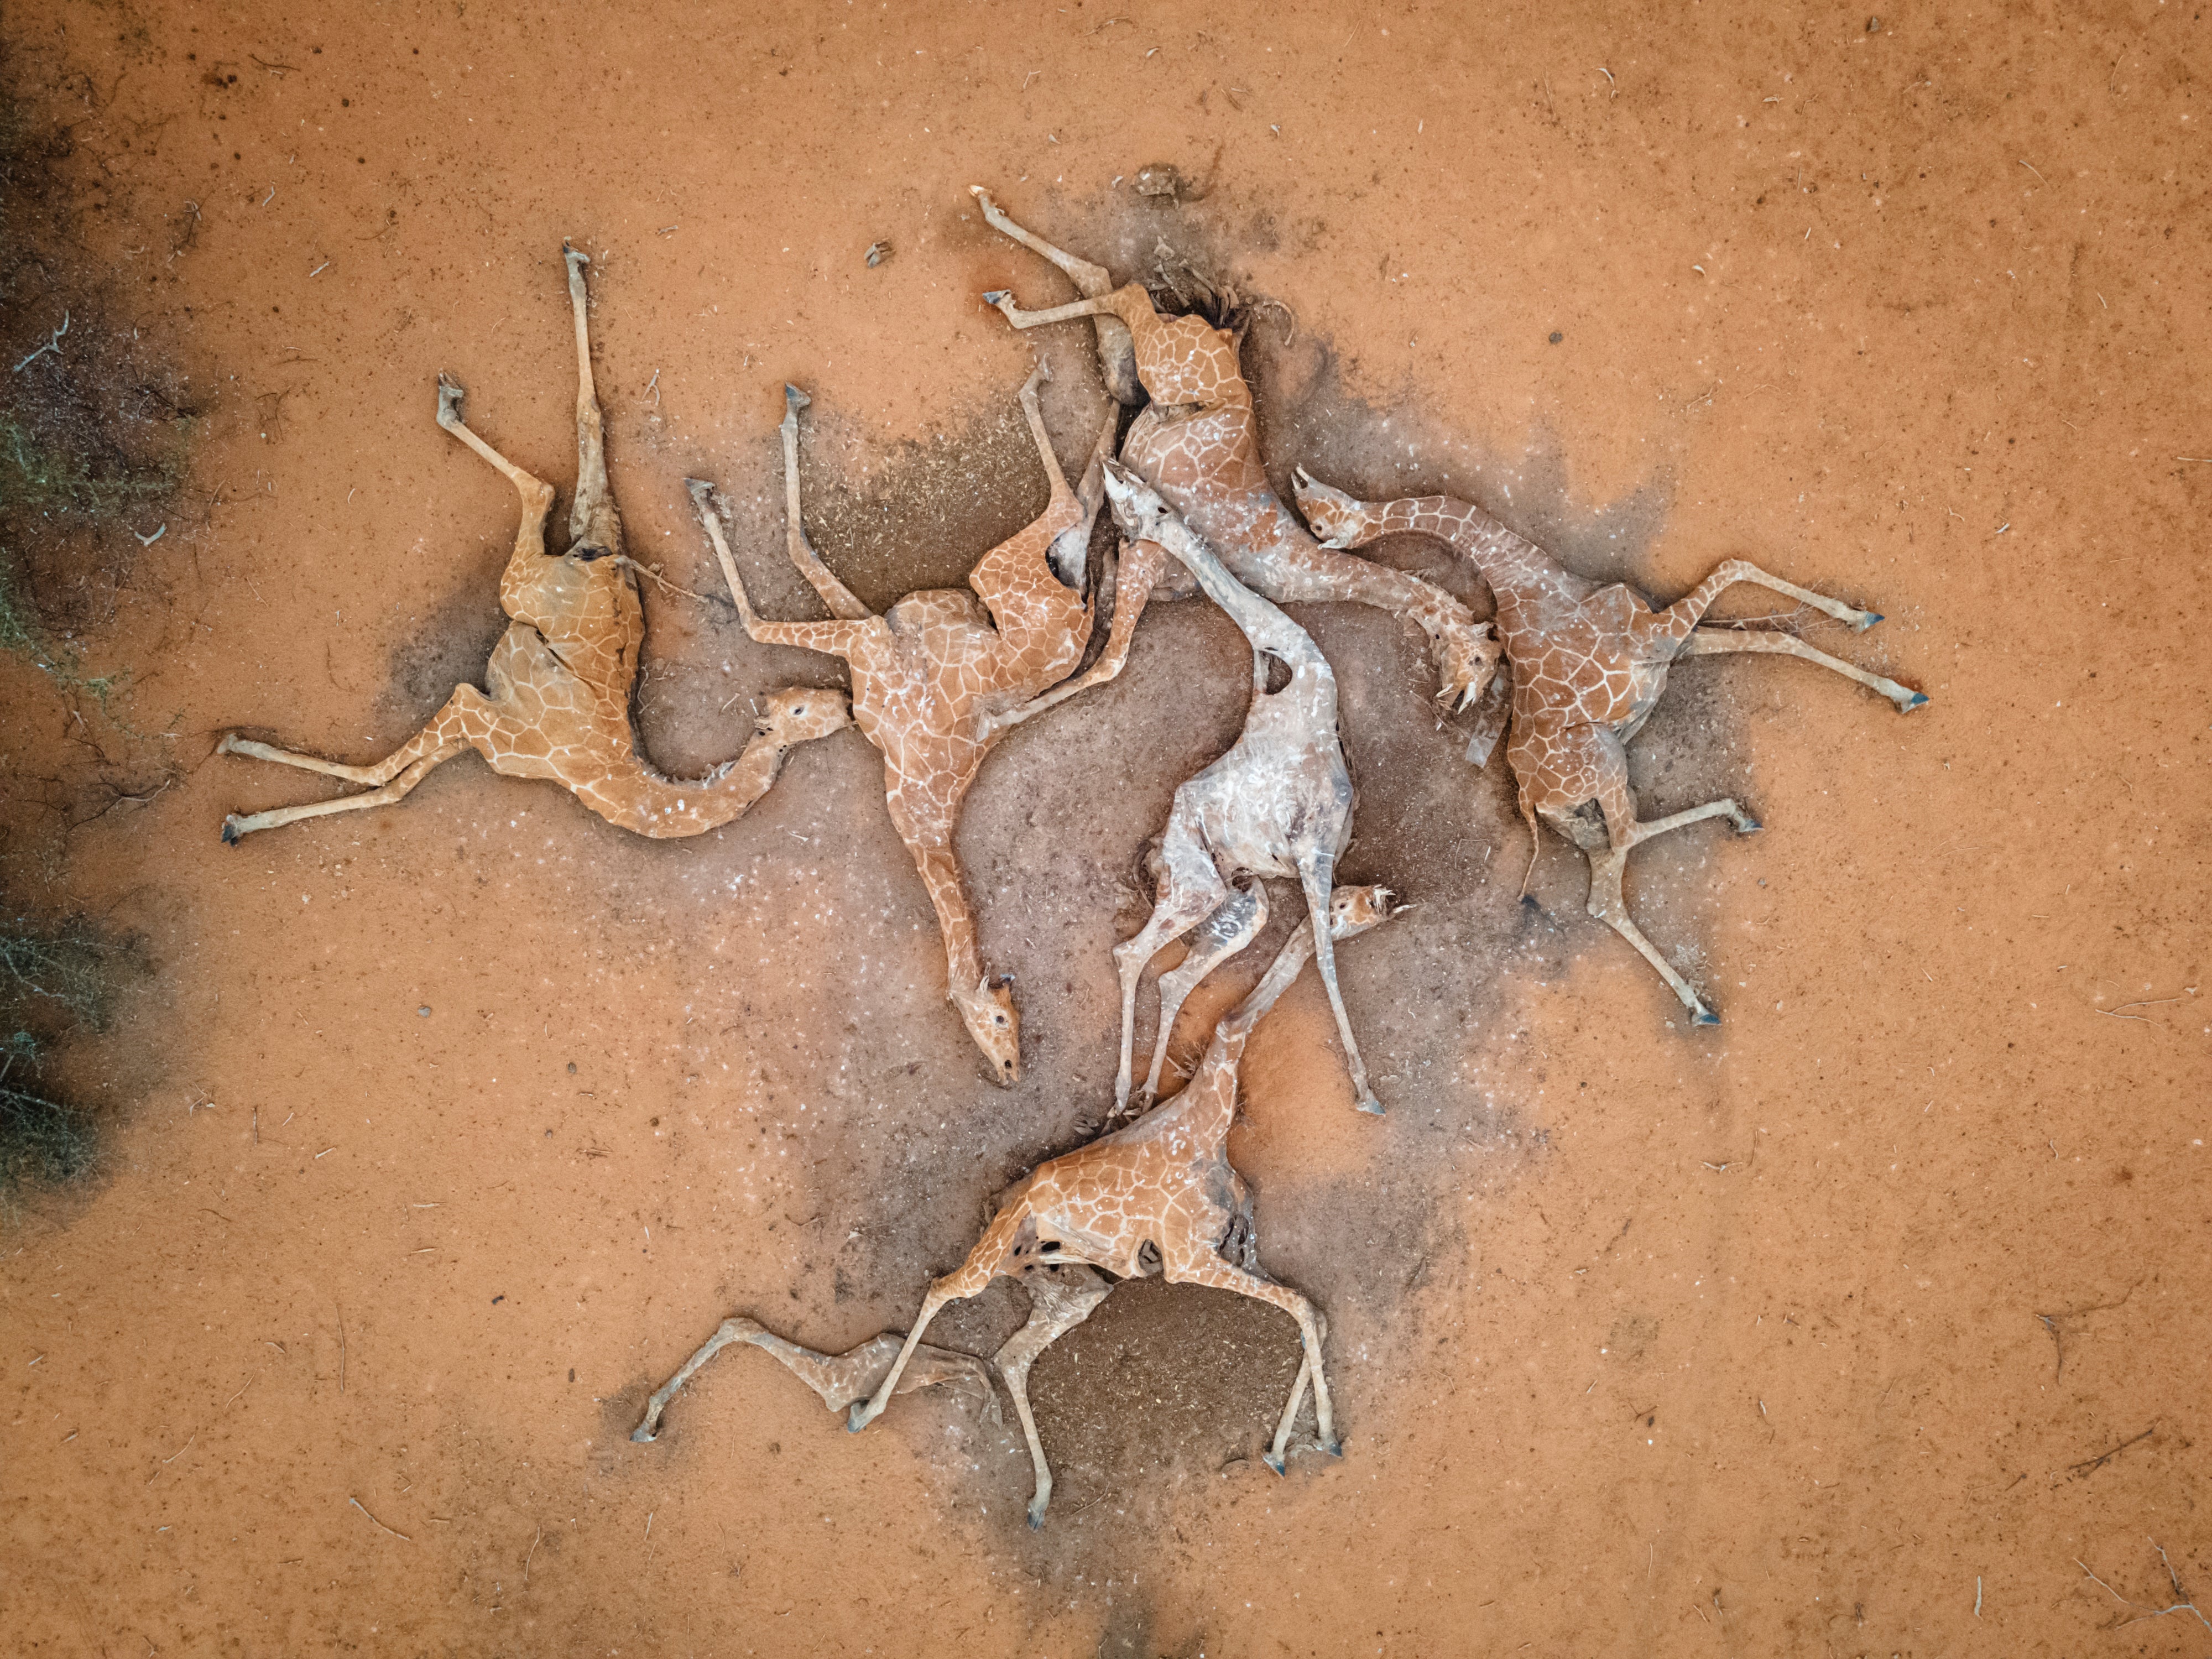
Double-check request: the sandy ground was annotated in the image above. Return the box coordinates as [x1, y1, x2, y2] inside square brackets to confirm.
[3, 1, 2209, 1653]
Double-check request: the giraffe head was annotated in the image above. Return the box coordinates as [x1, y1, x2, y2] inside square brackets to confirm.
[755, 685, 854, 747]
[1099, 460, 1175, 545]
[951, 974, 1022, 1085]
[1288, 468, 1379, 549]
[1328, 883, 1406, 941]
[1430, 620, 1503, 713]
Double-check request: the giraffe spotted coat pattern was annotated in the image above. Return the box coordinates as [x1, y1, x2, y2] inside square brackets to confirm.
[689, 366, 1120, 1082]
[845, 883, 1402, 1526]
[217, 243, 850, 844]
[1291, 474, 1930, 1024]
[972, 186, 1503, 722]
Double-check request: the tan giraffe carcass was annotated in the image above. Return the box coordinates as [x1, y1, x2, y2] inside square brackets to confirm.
[216, 244, 851, 844]
[1290, 472, 1931, 1025]
[687, 366, 1126, 1083]
[844, 883, 1404, 1527]
[970, 186, 1505, 732]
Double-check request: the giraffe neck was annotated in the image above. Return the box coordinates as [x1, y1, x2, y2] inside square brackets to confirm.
[906, 839, 989, 998]
[1366, 496, 1578, 607]
[581, 725, 800, 837]
[1151, 918, 1322, 1154]
[1143, 499, 1322, 666]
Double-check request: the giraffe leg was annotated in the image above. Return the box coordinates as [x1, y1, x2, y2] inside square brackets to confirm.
[562, 242, 624, 556]
[1677, 626, 1929, 712]
[1139, 877, 1267, 1108]
[970, 186, 1141, 404]
[779, 387, 873, 620]
[218, 744, 466, 843]
[1165, 1249, 1338, 1468]
[687, 478, 873, 658]
[218, 684, 495, 789]
[630, 1318, 995, 1442]
[1113, 807, 1231, 1113]
[971, 186, 1117, 299]
[982, 291, 1126, 331]
[995, 1265, 1114, 1528]
[218, 686, 501, 842]
[1298, 854, 1383, 1116]
[437, 375, 557, 583]
[1578, 742, 1756, 1026]
[1014, 359, 1075, 503]
[1635, 557, 1883, 649]
[988, 535, 1168, 735]
[1268, 1308, 1329, 1464]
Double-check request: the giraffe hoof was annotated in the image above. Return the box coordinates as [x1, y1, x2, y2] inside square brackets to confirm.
[220, 817, 245, 845]
[1736, 816, 1762, 836]
[1322, 1436, 1344, 1459]
[1262, 1452, 1287, 1477]
[1855, 611, 1884, 630]
[629, 1423, 658, 1444]
[1691, 1007, 1720, 1028]
[1902, 690, 1931, 711]
[982, 289, 1010, 305]
[1355, 1093, 1386, 1117]
[1026, 1504, 1047, 1531]
[844, 1403, 870, 1433]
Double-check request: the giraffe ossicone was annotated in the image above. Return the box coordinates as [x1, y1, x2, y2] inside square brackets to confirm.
[216, 243, 851, 844]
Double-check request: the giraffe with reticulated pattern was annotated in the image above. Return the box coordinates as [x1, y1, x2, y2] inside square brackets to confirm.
[845, 881, 1403, 1527]
[688, 366, 1124, 1083]
[217, 244, 851, 844]
[971, 186, 1504, 735]
[1290, 470, 1930, 1025]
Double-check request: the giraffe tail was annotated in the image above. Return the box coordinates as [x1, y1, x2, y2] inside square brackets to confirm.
[1516, 786, 1542, 902]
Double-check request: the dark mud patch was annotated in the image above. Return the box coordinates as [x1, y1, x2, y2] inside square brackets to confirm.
[606, 179, 1765, 1568]
[379, 577, 509, 721]
[1025, 1276, 1306, 1504]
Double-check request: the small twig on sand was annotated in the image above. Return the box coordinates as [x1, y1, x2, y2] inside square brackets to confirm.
[2068, 1422, 2156, 1478]
[2019, 159, 2047, 185]
[349, 1497, 412, 1542]
[615, 556, 726, 608]
[525, 1522, 542, 1583]
[13, 309, 69, 372]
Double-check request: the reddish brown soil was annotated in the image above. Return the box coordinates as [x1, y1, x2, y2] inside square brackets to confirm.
[5, 3, 2208, 1655]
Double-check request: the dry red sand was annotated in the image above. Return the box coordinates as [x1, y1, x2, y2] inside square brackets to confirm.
[4, 3, 2208, 1655]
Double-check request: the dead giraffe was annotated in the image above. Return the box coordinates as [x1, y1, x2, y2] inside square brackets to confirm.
[846, 883, 1404, 1527]
[687, 365, 1121, 1083]
[1100, 465, 1391, 1116]
[217, 244, 850, 844]
[1290, 471, 1931, 1025]
[971, 185, 1504, 729]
